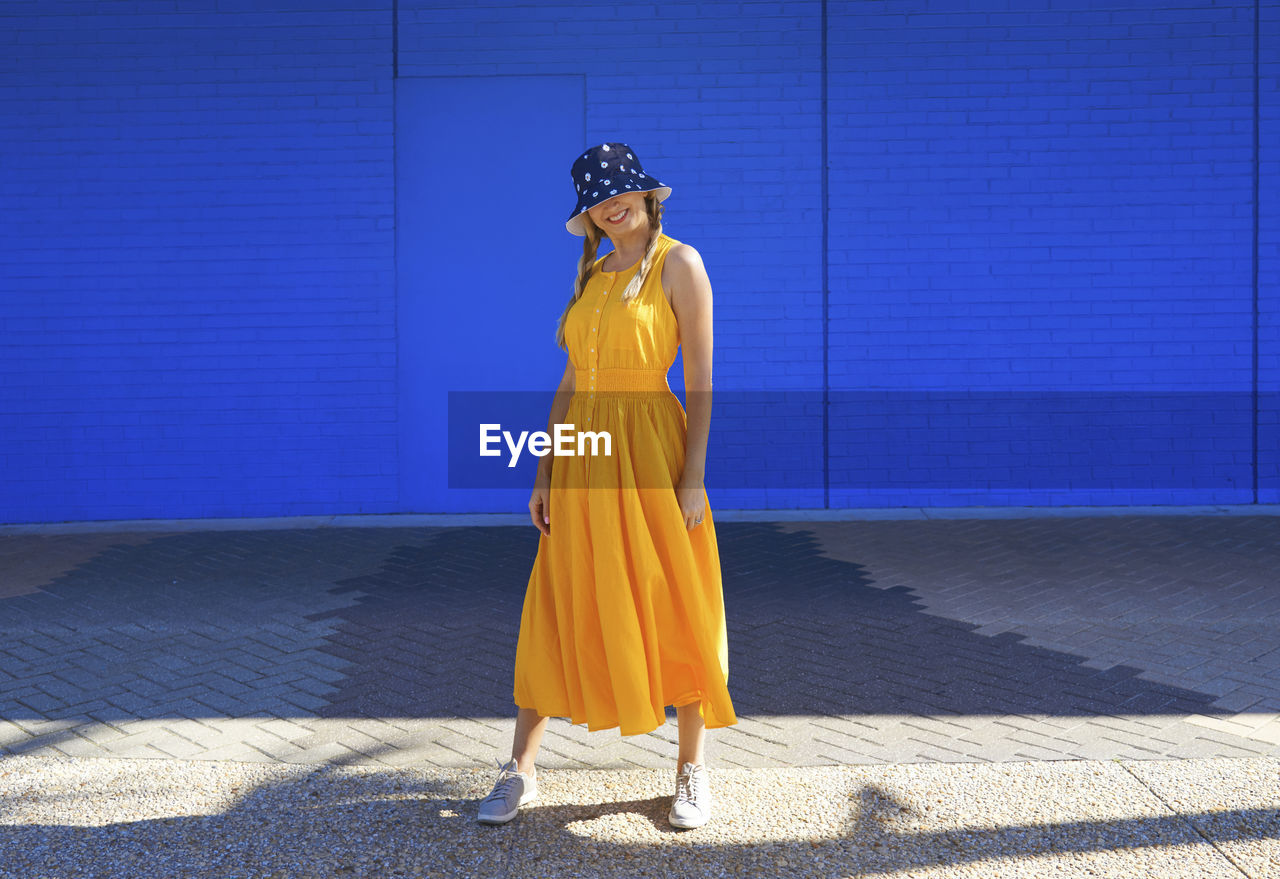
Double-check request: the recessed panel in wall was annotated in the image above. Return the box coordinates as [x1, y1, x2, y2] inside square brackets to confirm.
[396, 75, 585, 513]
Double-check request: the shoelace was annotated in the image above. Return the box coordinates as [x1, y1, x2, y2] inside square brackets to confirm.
[482, 759, 522, 804]
[674, 765, 703, 808]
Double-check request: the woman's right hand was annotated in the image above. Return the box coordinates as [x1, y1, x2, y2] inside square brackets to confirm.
[529, 474, 551, 537]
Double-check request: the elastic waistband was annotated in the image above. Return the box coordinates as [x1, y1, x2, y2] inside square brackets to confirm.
[576, 367, 671, 392]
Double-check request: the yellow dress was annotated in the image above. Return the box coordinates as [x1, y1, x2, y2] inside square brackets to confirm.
[513, 232, 737, 736]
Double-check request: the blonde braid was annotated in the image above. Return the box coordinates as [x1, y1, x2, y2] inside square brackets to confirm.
[555, 223, 603, 351]
[618, 193, 664, 304]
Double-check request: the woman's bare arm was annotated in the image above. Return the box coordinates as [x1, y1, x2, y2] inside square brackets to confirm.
[667, 245, 714, 529]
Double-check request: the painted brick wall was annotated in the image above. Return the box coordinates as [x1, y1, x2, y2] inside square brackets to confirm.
[1, 1, 1275, 523]
[828, 0, 1268, 507]
[1, 1, 396, 523]
[1261, 0, 1279, 503]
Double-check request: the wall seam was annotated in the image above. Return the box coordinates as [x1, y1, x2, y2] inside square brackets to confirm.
[1253, 0, 1260, 503]
[393, 0, 401, 504]
[821, 0, 830, 509]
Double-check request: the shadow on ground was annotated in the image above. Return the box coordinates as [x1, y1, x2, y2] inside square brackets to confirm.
[0, 760, 1274, 878]
[0, 522, 1235, 726]
[306, 522, 1228, 720]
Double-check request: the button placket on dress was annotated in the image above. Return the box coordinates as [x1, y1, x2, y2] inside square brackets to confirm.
[579, 268, 611, 492]
[586, 268, 614, 428]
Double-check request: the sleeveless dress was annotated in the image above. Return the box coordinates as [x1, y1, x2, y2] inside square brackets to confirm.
[512, 232, 737, 736]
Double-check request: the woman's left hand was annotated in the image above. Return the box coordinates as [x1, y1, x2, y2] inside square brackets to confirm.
[676, 476, 706, 531]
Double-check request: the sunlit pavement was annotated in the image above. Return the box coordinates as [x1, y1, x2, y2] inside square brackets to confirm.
[1, 506, 1278, 876]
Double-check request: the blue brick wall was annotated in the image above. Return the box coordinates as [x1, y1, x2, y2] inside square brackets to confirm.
[827, 0, 1265, 507]
[1261, 0, 1279, 503]
[0, 1, 395, 523]
[1, 1, 1275, 523]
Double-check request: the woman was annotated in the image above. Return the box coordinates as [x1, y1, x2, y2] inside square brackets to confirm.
[476, 143, 736, 830]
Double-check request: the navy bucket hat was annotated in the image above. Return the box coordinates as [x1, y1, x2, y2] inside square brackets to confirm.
[565, 142, 671, 236]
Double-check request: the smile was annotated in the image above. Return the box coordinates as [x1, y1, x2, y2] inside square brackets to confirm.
[606, 208, 628, 224]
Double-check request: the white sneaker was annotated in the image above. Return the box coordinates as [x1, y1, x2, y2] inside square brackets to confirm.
[668, 761, 711, 829]
[476, 758, 537, 825]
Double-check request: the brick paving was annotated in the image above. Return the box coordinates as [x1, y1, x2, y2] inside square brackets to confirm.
[1, 514, 1279, 770]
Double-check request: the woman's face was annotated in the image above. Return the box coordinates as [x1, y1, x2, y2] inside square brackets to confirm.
[587, 191, 646, 236]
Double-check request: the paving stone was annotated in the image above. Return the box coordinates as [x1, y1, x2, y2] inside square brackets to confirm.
[0, 516, 1278, 774]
